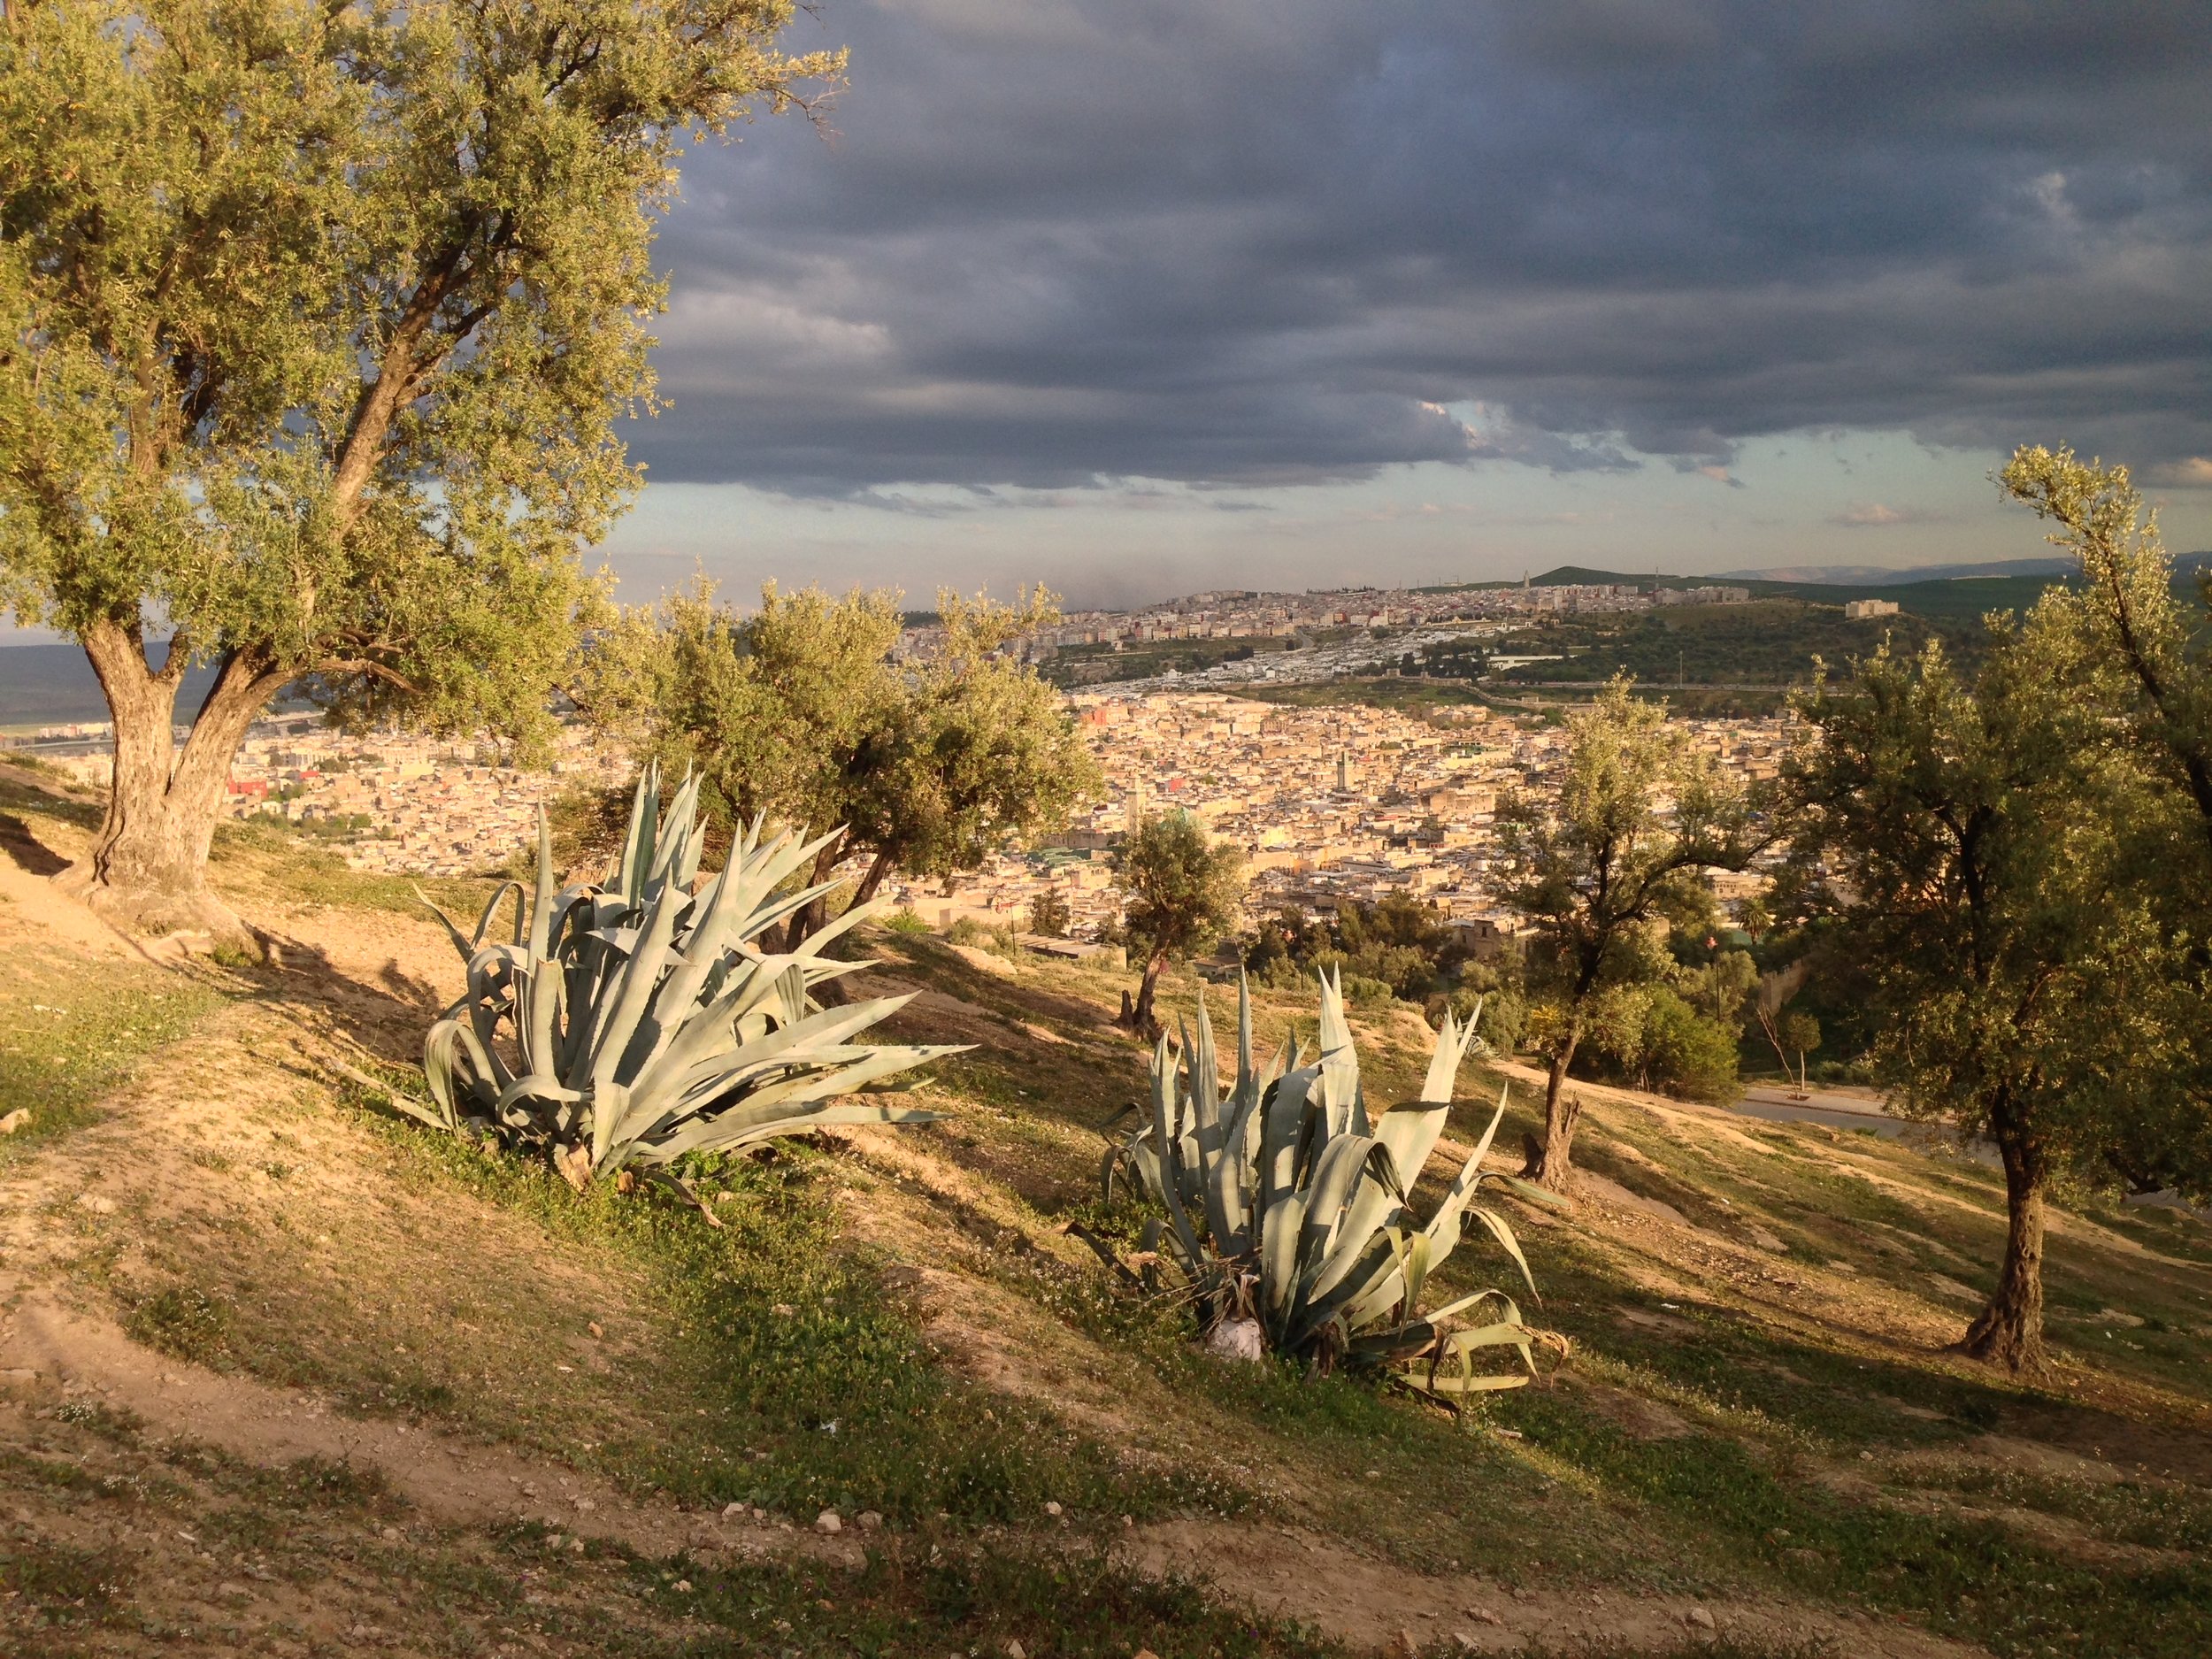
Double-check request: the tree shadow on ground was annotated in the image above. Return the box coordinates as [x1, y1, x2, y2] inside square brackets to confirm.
[0, 812, 71, 876]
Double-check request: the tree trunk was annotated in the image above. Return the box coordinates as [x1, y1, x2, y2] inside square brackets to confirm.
[1958, 1133, 2049, 1372]
[1521, 1033, 1584, 1189]
[58, 623, 283, 942]
[1121, 950, 1169, 1040]
[779, 833, 849, 955]
[849, 849, 895, 911]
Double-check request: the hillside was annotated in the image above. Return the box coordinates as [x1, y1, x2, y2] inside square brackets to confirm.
[2, 762, 2209, 1658]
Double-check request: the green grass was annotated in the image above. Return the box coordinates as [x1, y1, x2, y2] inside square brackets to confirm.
[0, 1538, 129, 1629]
[635, 1546, 1340, 1659]
[1493, 1383, 2212, 1659]
[312, 1095, 1239, 1531]
[211, 816, 504, 918]
[0, 962, 227, 1164]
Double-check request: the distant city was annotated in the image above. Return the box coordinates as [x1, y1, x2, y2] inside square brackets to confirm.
[14, 571, 1793, 938]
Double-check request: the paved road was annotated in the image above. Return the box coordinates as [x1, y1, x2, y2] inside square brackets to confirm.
[1728, 1082, 1910, 1138]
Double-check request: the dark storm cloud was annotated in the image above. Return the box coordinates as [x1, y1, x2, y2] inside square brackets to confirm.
[627, 1, 2212, 493]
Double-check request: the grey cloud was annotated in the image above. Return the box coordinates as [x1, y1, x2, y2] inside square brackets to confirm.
[627, 1, 2212, 493]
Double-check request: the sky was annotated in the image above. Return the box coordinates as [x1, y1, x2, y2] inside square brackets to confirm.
[540, 4, 2212, 609]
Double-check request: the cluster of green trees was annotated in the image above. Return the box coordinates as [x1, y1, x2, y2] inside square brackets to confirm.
[1494, 451, 2212, 1372]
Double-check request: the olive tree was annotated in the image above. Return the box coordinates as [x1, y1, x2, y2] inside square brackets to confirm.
[1786, 634, 2166, 1371]
[585, 580, 1100, 946]
[1498, 678, 1763, 1189]
[1996, 445, 2212, 1205]
[0, 0, 837, 937]
[1114, 810, 1246, 1039]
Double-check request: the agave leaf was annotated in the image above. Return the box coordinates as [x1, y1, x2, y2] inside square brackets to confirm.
[416, 887, 477, 961]
[1464, 1202, 1540, 1301]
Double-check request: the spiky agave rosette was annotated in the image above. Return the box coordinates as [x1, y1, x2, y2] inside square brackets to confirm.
[413, 764, 966, 1191]
[1104, 970, 1540, 1397]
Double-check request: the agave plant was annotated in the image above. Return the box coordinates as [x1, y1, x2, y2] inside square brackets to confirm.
[1102, 971, 1540, 1397]
[411, 764, 964, 1194]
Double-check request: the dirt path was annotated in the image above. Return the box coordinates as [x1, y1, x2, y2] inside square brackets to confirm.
[0, 1292, 859, 1567]
[1118, 1517, 1981, 1657]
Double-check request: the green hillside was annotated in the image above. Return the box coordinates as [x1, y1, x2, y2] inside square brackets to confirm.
[2, 762, 2210, 1658]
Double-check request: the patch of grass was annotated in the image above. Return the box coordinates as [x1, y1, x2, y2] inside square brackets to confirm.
[1493, 1386, 2212, 1659]
[1531, 1244, 2016, 1448]
[211, 817, 499, 918]
[1891, 1461, 2212, 1552]
[0, 1538, 129, 1626]
[649, 1545, 1342, 1659]
[50, 1397, 145, 1442]
[338, 1110, 1231, 1531]
[121, 1285, 238, 1369]
[0, 969, 226, 1164]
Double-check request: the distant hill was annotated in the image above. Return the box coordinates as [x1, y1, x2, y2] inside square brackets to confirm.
[1712, 557, 2072, 585]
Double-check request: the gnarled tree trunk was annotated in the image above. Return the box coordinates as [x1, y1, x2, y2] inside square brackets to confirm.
[58, 620, 285, 942]
[1521, 1029, 1584, 1189]
[1958, 1128, 2049, 1373]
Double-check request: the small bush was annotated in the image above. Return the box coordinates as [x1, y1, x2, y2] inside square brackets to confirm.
[883, 907, 931, 934]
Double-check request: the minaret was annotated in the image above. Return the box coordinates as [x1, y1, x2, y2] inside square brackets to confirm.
[1335, 750, 1351, 793]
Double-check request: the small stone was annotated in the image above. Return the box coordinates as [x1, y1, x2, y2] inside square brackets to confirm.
[1133, 1650, 1163, 1659]
[1043, 1501, 1063, 1517]
[672, 1579, 692, 1593]
[816, 1509, 843, 1535]
[722, 1502, 744, 1517]
[1451, 1635, 1480, 1655]
[857, 1510, 884, 1532]
[1687, 1607, 1716, 1631]
[588, 1322, 603, 1338]
[1005, 1641, 1026, 1659]
[567, 1537, 585, 1554]
[380, 1526, 402, 1542]
[0, 1108, 31, 1134]
[1466, 1608, 1503, 1626]
[75, 1193, 116, 1214]
[545, 1534, 565, 1549]
[1388, 1629, 1420, 1659]
[1121, 1514, 1134, 1528]
[1205, 1316, 1265, 1362]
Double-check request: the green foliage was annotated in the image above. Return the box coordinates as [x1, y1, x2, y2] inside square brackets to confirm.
[1582, 982, 1741, 1103]
[0, 0, 837, 784]
[123, 1285, 238, 1369]
[1785, 626, 2172, 1365]
[1118, 811, 1246, 967]
[1026, 887, 1071, 938]
[1503, 680, 1763, 1048]
[1102, 972, 1538, 1396]
[2000, 445, 2212, 1200]
[579, 580, 1100, 927]
[415, 765, 963, 1187]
